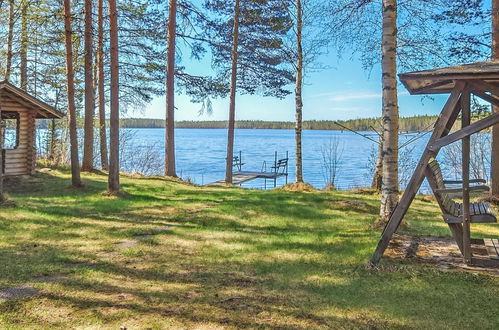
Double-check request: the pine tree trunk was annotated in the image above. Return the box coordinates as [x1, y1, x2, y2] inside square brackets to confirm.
[97, 0, 108, 171]
[63, 0, 83, 187]
[491, 0, 499, 197]
[82, 0, 95, 172]
[165, 0, 177, 177]
[20, 0, 28, 90]
[108, 0, 120, 193]
[5, 0, 14, 80]
[371, 137, 383, 191]
[294, 0, 304, 183]
[225, 0, 240, 184]
[379, 0, 399, 220]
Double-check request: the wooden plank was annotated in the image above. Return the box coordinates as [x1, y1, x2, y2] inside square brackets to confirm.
[429, 111, 499, 151]
[470, 256, 499, 267]
[370, 82, 465, 265]
[461, 90, 472, 264]
[483, 239, 499, 260]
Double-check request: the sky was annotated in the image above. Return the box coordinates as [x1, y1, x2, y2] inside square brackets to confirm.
[136, 49, 450, 122]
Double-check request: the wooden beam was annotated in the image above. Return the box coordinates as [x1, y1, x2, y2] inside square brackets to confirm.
[409, 80, 453, 95]
[461, 91, 472, 264]
[369, 81, 465, 265]
[473, 91, 499, 108]
[429, 111, 499, 151]
[467, 79, 499, 98]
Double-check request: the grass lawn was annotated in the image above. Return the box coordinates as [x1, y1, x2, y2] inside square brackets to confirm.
[0, 170, 498, 329]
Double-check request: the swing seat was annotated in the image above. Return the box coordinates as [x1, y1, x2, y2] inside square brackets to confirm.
[427, 159, 497, 224]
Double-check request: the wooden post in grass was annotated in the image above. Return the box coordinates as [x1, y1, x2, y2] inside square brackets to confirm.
[461, 90, 472, 264]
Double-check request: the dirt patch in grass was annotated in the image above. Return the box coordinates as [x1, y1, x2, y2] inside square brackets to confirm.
[386, 234, 499, 276]
[0, 286, 38, 300]
[279, 182, 316, 192]
[115, 240, 138, 248]
[328, 198, 375, 213]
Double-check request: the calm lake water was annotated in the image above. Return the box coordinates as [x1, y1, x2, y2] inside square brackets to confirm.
[106, 128, 431, 189]
[31, 127, 489, 190]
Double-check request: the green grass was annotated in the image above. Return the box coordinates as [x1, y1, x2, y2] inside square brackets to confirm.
[0, 170, 498, 329]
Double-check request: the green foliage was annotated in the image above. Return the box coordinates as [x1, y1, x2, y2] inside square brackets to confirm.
[113, 115, 439, 132]
[203, 0, 294, 98]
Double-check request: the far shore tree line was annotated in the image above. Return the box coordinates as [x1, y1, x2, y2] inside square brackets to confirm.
[64, 115, 439, 131]
[0, 0, 496, 221]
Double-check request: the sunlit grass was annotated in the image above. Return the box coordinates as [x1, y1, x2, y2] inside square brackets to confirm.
[0, 170, 497, 329]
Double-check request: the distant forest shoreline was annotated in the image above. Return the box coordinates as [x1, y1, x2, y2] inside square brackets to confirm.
[118, 115, 439, 132]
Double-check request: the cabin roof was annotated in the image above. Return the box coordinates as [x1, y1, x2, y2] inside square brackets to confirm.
[0, 80, 64, 119]
[399, 61, 499, 95]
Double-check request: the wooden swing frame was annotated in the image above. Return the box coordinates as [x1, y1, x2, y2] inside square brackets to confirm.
[370, 62, 499, 267]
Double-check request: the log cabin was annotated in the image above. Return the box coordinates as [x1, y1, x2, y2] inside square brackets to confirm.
[0, 81, 64, 176]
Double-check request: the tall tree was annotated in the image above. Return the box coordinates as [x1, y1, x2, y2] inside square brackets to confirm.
[294, 0, 304, 183]
[20, 0, 28, 89]
[63, 0, 83, 187]
[4, 0, 14, 80]
[224, 0, 240, 184]
[491, 0, 499, 196]
[0, 98, 5, 203]
[379, 0, 399, 220]
[82, 0, 95, 172]
[97, 0, 108, 170]
[205, 0, 293, 184]
[108, 0, 120, 194]
[165, 0, 177, 177]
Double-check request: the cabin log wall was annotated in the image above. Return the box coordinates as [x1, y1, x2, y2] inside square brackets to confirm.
[2, 96, 37, 176]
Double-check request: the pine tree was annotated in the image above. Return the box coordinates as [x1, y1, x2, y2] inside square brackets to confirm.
[204, 0, 293, 183]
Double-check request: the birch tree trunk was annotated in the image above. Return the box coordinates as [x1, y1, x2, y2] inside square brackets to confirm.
[294, 0, 304, 183]
[371, 138, 383, 191]
[20, 0, 28, 89]
[82, 0, 95, 172]
[63, 0, 83, 187]
[165, 0, 177, 177]
[491, 0, 499, 197]
[225, 0, 241, 184]
[108, 0, 120, 193]
[5, 0, 14, 80]
[0, 97, 5, 203]
[97, 0, 108, 170]
[379, 0, 399, 220]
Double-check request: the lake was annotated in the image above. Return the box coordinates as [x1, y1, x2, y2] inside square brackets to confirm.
[33, 128, 490, 190]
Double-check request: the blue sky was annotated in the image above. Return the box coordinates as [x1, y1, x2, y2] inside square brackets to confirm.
[138, 51, 450, 122]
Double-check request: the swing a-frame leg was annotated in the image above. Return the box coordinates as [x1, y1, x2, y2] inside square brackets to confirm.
[370, 81, 465, 265]
[371, 79, 499, 266]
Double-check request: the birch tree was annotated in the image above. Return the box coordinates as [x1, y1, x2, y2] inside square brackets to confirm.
[379, 0, 399, 220]
[491, 0, 499, 196]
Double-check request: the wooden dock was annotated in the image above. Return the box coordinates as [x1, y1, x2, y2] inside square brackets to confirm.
[208, 171, 287, 186]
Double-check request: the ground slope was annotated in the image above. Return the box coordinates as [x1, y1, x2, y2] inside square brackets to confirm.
[0, 170, 498, 329]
